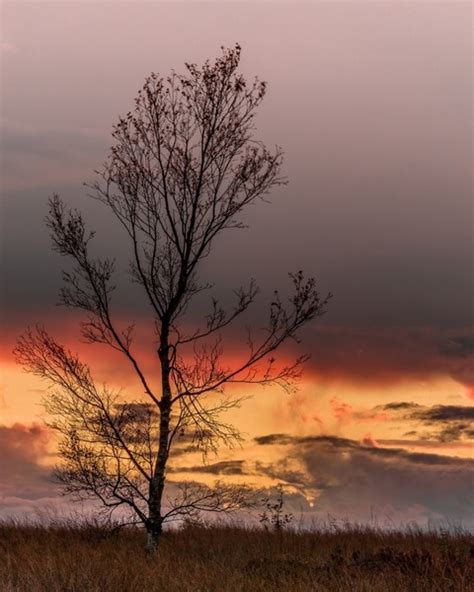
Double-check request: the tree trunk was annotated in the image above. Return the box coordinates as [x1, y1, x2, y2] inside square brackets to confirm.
[145, 512, 163, 553]
[147, 322, 172, 552]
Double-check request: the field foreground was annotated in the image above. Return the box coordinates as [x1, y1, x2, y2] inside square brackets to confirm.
[0, 522, 473, 591]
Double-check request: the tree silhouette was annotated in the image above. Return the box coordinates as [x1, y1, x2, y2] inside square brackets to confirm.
[15, 45, 331, 551]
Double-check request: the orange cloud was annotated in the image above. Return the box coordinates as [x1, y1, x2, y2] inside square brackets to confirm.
[361, 434, 379, 448]
[4, 315, 473, 392]
[330, 397, 354, 424]
[330, 397, 389, 426]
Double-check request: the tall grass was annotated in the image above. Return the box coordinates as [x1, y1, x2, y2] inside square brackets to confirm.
[0, 519, 472, 591]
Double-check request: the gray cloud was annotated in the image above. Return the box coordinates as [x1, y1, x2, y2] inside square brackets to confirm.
[411, 405, 474, 423]
[406, 404, 473, 443]
[378, 438, 474, 450]
[0, 423, 58, 505]
[439, 335, 474, 359]
[170, 460, 247, 476]
[380, 402, 421, 411]
[1, 120, 106, 191]
[374, 402, 474, 443]
[254, 432, 474, 527]
[255, 433, 472, 466]
[254, 434, 296, 446]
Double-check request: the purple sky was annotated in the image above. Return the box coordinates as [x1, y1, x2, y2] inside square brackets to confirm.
[1, 1, 472, 324]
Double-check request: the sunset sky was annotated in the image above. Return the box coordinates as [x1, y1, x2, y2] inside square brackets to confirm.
[1, 1, 472, 528]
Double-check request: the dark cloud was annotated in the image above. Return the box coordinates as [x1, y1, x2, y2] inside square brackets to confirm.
[408, 405, 474, 443]
[255, 433, 472, 466]
[379, 438, 474, 450]
[379, 402, 421, 411]
[303, 327, 474, 389]
[364, 445, 473, 467]
[255, 433, 357, 448]
[254, 434, 295, 446]
[254, 432, 474, 527]
[411, 405, 474, 423]
[435, 424, 474, 444]
[0, 423, 58, 504]
[439, 335, 474, 359]
[255, 461, 309, 488]
[170, 460, 247, 476]
[373, 402, 474, 443]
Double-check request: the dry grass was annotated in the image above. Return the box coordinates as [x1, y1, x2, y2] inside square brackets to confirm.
[0, 520, 472, 591]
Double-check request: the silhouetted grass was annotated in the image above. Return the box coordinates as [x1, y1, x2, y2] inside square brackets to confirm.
[0, 519, 472, 591]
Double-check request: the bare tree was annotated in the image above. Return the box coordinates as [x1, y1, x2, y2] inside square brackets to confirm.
[15, 45, 331, 551]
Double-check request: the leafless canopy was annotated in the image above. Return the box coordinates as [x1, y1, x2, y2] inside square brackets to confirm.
[15, 45, 331, 549]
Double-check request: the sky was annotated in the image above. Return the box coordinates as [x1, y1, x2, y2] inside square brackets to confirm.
[0, 1, 473, 528]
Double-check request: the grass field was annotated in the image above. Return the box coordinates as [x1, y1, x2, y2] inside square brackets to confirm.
[0, 520, 472, 591]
